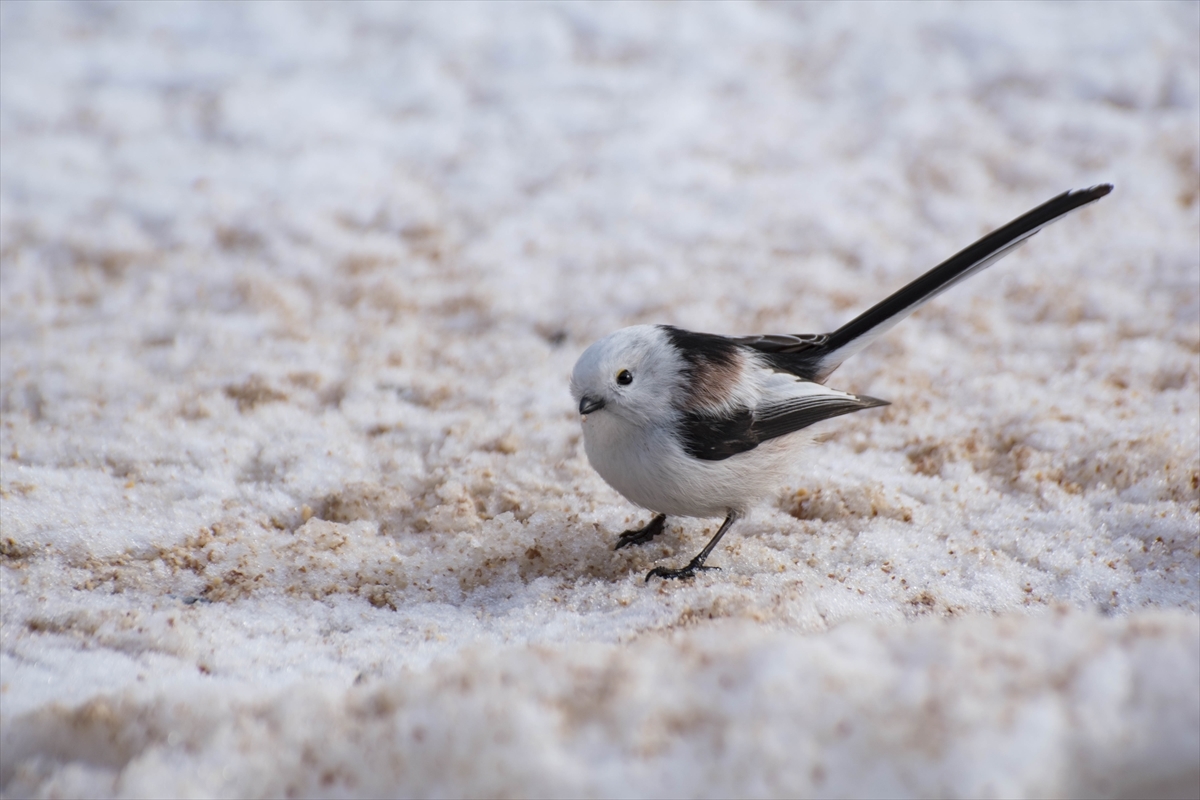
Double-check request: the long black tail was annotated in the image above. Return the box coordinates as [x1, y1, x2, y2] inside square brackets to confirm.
[811, 184, 1113, 379]
[734, 185, 1113, 381]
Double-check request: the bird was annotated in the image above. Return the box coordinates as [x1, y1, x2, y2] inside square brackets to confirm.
[570, 184, 1113, 581]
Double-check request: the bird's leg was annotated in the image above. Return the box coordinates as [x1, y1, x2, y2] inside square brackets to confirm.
[645, 511, 740, 581]
[614, 513, 667, 550]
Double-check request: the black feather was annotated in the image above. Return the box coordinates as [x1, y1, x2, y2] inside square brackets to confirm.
[677, 393, 889, 461]
[732, 185, 1113, 382]
[752, 393, 889, 441]
[678, 407, 758, 460]
[815, 185, 1112, 373]
[660, 326, 741, 371]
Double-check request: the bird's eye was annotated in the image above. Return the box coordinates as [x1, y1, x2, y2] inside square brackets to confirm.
[616, 369, 633, 386]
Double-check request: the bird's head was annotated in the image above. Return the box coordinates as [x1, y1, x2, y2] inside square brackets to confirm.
[570, 325, 683, 425]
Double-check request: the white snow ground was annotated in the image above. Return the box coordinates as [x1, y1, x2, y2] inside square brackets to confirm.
[1, 2, 1197, 797]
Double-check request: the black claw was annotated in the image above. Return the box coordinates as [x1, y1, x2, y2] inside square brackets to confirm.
[644, 563, 720, 582]
[614, 513, 667, 550]
[640, 511, 740, 583]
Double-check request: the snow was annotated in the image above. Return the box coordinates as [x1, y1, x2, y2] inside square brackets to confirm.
[1, 1, 1197, 797]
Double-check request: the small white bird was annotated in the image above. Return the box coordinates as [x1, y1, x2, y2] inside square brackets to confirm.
[571, 185, 1112, 581]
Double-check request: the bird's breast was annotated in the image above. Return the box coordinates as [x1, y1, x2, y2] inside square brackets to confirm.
[579, 411, 776, 518]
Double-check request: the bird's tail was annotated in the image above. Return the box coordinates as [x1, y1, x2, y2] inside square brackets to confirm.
[809, 184, 1112, 381]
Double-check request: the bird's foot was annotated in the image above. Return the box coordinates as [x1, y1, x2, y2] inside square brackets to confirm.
[614, 513, 667, 550]
[644, 561, 720, 582]
[641, 511, 738, 582]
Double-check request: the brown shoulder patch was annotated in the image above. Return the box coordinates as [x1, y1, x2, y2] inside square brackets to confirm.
[660, 326, 746, 412]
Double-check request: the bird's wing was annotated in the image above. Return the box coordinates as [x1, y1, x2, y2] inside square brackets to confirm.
[729, 333, 829, 382]
[675, 406, 759, 461]
[676, 378, 888, 462]
[751, 387, 888, 443]
[730, 333, 829, 353]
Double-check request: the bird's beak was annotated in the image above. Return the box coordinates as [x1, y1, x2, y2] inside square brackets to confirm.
[579, 396, 605, 415]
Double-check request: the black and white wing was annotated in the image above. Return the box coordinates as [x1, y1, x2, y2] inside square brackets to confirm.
[676, 379, 887, 462]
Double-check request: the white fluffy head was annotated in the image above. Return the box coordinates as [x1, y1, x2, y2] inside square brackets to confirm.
[570, 325, 685, 425]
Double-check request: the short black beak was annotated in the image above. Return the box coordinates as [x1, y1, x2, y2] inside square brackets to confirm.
[579, 396, 605, 415]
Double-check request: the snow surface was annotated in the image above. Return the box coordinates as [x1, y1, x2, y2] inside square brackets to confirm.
[1, 1, 1197, 797]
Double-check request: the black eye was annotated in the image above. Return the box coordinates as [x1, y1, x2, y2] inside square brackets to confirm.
[616, 369, 633, 386]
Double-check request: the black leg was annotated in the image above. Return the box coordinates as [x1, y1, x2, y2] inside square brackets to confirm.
[645, 511, 740, 581]
[614, 513, 667, 550]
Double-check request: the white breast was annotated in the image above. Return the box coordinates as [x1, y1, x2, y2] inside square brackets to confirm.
[581, 410, 812, 519]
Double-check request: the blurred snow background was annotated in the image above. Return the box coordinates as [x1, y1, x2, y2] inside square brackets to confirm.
[1, 1, 1197, 797]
